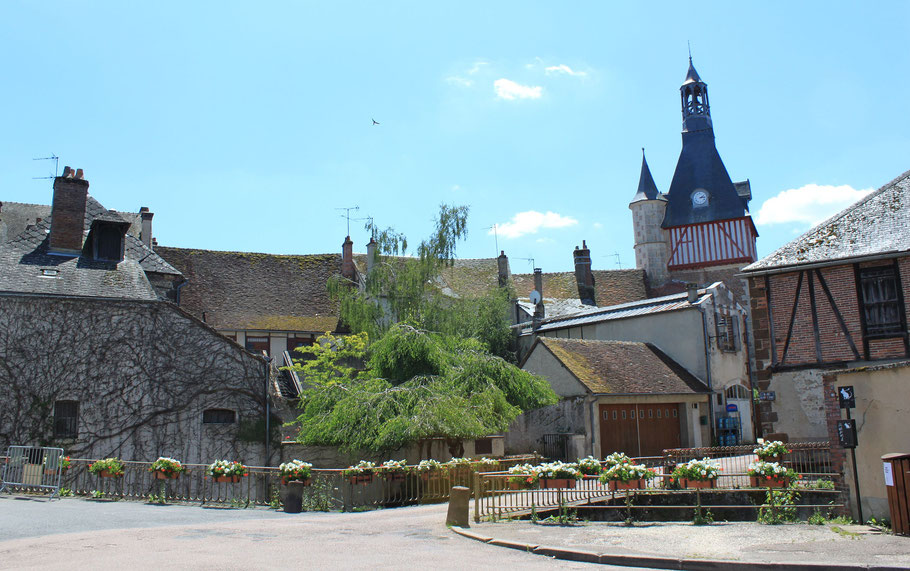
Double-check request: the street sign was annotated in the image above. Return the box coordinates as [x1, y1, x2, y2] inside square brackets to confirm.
[838, 386, 855, 409]
[726, 403, 738, 412]
[758, 391, 776, 401]
[836, 419, 857, 448]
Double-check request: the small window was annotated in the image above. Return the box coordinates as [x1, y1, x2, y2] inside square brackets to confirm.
[673, 409, 678, 418]
[612, 410, 617, 420]
[630, 409, 635, 419]
[54, 401, 78, 438]
[621, 410, 627, 420]
[288, 337, 315, 360]
[859, 266, 904, 337]
[246, 336, 270, 355]
[603, 411, 609, 420]
[656, 409, 661, 419]
[716, 314, 737, 352]
[203, 409, 236, 424]
[665, 409, 670, 419]
[474, 437, 493, 455]
[649, 409, 654, 419]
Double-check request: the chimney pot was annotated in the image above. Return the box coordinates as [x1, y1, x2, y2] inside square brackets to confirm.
[366, 237, 377, 275]
[75, 168, 84, 180]
[140, 207, 154, 248]
[686, 283, 699, 304]
[497, 250, 510, 287]
[341, 235, 355, 281]
[573, 240, 596, 306]
[62, 166, 73, 178]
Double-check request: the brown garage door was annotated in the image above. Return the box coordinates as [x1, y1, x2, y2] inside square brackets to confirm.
[599, 403, 681, 457]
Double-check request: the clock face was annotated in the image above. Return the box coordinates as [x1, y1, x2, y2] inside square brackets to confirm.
[692, 190, 709, 207]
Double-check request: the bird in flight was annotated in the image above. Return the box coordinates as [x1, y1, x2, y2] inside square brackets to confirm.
[372, 118, 380, 126]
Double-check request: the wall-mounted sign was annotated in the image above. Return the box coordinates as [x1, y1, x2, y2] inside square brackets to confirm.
[726, 403, 738, 412]
[838, 386, 855, 409]
[836, 419, 857, 448]
[758, 391, 776, 401]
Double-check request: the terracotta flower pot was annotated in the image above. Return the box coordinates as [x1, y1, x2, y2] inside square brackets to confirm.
[540, 478, 576, 489]
[99, 470, 122, 478]
[750, 476, 789, 488]
[682, 478, 716, 489]
[608, 479, 646, 491]
[349, 474, 373, 485]
[153, 471, 179, 480]
[757, 454, 784, 463]
[214, 475, 242, 483]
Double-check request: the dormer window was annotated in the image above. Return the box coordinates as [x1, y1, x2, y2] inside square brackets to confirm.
[85, 216, 129, 262]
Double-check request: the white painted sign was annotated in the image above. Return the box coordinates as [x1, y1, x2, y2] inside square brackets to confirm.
[884, 462, 895, 487]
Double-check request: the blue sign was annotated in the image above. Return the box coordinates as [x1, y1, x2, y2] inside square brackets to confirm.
[726, 403, 738, 412]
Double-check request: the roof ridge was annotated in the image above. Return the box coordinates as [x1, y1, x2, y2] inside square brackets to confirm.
[156, 245, 341, 258]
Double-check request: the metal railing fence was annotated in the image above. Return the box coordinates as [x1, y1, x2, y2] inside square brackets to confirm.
[0, 446, 65, 498]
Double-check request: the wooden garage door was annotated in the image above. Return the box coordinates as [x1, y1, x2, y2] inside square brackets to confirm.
[599, 403, 681, 458]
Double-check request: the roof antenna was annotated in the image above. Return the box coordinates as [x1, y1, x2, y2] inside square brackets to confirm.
[32, 154, 59, 180]
[487, 224, 499, 255]
[335, 206, 360, 236]
[612, 252, 622, 269]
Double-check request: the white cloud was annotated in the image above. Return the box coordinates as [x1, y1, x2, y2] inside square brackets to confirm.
[451, 184, 461, 192]
[535, 237, 555, 244]
[545, 64, 587, 77]
[491, 211, 578, 239]
[446, 76, 473, 87]
[468, 61, 489, 75]
[755, 184, 874, 227]
[494, 78, 542, 100]
[592, 222, 603, 230]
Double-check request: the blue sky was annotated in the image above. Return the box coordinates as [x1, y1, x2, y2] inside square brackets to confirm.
[3, 2, 909, 273]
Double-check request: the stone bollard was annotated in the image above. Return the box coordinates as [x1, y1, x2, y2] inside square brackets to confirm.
[284, 481, 303, 514]
[446, 486, 471, 527]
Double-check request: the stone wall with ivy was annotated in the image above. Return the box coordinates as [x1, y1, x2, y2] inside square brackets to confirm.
[0, 295, 273, 465]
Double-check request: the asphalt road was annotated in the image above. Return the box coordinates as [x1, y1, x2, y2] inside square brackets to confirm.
[0, 496, 608, 570]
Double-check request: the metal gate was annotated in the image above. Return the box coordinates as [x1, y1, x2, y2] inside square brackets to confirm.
[541, 434, 570, 461]
[0, 446, 65, 498]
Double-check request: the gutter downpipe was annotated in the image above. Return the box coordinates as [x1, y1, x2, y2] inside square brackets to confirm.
[697, 300, 716, 446]
[743, 313, 759, 442]
[589, 397, 597, 457]
[264, 354, 271, 466]
[174, 279, 189, 306]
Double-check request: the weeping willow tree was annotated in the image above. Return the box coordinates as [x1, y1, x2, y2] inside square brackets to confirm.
[289, 204, 558, 454]
[289, 327, 557, 454]
[327, 204, 514, 360]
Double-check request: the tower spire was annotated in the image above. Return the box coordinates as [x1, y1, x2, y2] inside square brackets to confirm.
[680, 56, 711, 133]
[631, 148, 661, 202]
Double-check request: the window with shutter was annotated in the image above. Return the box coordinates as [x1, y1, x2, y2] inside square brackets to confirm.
[859, 266, 904, 337]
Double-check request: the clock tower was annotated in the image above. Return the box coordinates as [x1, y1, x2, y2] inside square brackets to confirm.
[631, 57, 758, 297]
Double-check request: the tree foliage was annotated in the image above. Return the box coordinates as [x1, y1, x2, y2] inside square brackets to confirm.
[288, 327, 557, 453]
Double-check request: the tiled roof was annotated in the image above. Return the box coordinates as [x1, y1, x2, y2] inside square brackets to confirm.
[743, 169, 910, 273]
[512, 269, 648, 308]
[0, 200, 141, 242]
[0, 195, 178, 300]
[156, 247, 343, 332]
[437, 258, 501, 298]
[534, 338, 708, 395]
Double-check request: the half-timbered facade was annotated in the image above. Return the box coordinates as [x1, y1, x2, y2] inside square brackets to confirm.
[743, 168, 910, 436]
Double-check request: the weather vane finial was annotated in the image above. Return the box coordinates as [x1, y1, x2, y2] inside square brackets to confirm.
[688, 41, 692, 63]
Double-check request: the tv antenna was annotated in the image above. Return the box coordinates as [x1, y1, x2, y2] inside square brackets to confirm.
[487, 224, 499, 254]
[514, 256, 535, 269]
[335, 206, 360, 236]
[353, 215, 374, 238]
[612, 252, 622, 269]
[32, 154, 59, 179]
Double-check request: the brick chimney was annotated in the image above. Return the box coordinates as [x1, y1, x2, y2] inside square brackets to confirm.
[573, 240, 596, 306]
[497, 250, 510, 287]
[49, 166, 89, 255]
[366, 236, 377, 275]
[533, 268, 545, 320]
[341, 235, 355, 281]
[139, 206, 154, 249]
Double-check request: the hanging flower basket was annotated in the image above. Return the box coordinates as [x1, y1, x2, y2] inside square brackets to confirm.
[148, 457, 186, 480]
[88, 458, 125, 478]
[153, 470, 180, 480]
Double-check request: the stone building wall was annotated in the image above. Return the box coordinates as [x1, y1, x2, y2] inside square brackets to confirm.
[0, 295, 272, 465]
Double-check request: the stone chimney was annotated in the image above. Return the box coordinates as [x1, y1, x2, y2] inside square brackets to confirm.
[573, 240, 596, 306]
[366, 236, 377, 275]
[497, 251, 510, 287]
[139, 206, 154, 249]
[533, 268, 545, 320]
[49, 166, 89, 254]
[341, 236, 355, 281]
[686, 282, 699, 304]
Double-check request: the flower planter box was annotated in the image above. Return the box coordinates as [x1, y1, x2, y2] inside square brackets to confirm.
[682, 478, 716, 489]
[98, 470, 122, 478]
[382, 473, 406, 483]
[349, 475, 374, 485]
[750, 476, 789, 488]
[540, 478, 576, 489]
[757, 454, 784, 463]
[608, 479, 646, 491]
[153, 471, 180, 480]
[214, 475, 242, 484]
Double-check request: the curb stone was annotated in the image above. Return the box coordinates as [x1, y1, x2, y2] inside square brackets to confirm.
[449, 526, 905, 570]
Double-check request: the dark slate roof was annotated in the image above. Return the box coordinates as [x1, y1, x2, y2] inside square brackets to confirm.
[532, 338, 708, 395]
[0, 195, 179, 299]
[0, 200, 141, 242]
[683, 58, 702, 85]
[743, 169, 910, 273]
[663, 130, 746, 227]
[512, 269, 648, 308]
[155, 246, 343, 332]
[630, 151, 662, 203]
